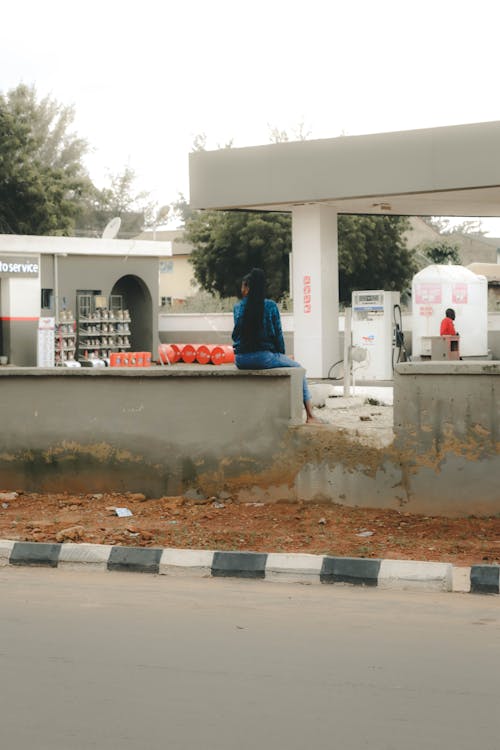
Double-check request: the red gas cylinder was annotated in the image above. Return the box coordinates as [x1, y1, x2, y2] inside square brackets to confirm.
[180, 343, 196, 363]
[158, 343, 181, 364]
[209, 346, 224, 365]
[195, 344, 211, 364]
[220, 345, 235, 363]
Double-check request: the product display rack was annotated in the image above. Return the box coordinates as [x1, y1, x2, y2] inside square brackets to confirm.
[54, 311, 77, 366]
[77, 294, 131, 363]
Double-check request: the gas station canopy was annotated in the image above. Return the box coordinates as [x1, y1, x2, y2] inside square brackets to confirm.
[189, 120, 500, 217]
[188, 120, 500, 378]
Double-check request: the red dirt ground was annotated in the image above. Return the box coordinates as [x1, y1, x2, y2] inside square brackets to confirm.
[1, 490, 499, 566]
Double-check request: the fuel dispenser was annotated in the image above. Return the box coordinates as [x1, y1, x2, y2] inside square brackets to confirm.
[351, 290, 401, 380]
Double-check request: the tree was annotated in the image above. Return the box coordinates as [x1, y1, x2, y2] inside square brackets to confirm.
[0, 84, 93, 235]
[0, 84, 159, 238]
[169, 192, 197, 226]
[76, 166, 163, 238]
[185, 210, 292, 300]
[268, 121, 312, 143]
[338, 215, 415, 303]
[423, 216, 485, 236]
[182, 208, 414, 303]
[418, 240, 461, 265]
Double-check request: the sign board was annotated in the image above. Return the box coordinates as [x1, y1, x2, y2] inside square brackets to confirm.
[452, 283, 468, 304]
[37, 317, 55, 367]
[414, 282, 442, 304]
[0, 256, 39, 277]
[303, 275, 311, 314]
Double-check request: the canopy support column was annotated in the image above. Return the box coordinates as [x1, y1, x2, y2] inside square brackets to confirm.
[291, 205, 339, 379]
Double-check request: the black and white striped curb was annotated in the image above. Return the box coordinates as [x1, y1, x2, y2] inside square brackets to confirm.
[1, 539, 498, 594]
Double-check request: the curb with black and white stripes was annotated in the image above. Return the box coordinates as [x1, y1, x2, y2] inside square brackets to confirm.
[0, 539, 499, 594]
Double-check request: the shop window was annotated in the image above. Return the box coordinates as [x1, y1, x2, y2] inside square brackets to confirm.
[159, 260, 174, 274]
[41, 288, 54, 310]
[75, 290, 103, 321]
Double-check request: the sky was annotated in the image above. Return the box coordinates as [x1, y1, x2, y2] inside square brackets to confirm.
[3, 0, 500, 233]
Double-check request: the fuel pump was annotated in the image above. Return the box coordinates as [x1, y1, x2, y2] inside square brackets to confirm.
[351, 290, 400, 380]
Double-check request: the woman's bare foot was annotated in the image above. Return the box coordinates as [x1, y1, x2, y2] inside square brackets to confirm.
[304, 399, 324, 424]
[305, 414, 325, 424]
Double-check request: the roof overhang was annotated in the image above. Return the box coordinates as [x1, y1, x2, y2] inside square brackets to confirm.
[189, 121, 500, 218]
[0, 234, 173, 257]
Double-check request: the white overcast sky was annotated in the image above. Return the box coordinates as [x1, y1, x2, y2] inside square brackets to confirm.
[3, 0, 500, 232]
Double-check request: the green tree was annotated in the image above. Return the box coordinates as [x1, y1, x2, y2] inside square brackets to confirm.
[338, 215, 415, 303]
[185, 210, 292, 300]
[0, 84, 93, 235]
[169, 192, 196, 225]
[419, 240, 461, 265]
[424, 216, 485, 236]
[5, 84, 89, 174]
[76, 166, 164, 238]
[183, 208, 414, 303]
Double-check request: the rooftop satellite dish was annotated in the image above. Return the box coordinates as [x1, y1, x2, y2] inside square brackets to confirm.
[102, 217, 121, 239]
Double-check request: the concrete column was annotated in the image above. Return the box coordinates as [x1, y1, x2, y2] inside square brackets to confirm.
[291, 205, 339, 378]
[2, 276, 40, 366]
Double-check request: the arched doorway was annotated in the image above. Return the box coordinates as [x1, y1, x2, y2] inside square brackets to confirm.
[111, 275, 152, 353]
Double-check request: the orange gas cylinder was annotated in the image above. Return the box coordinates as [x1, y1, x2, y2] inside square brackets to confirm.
[209, 346, 225, 365]
[180, 343, 196, 363]
[220, 345, 235, 363]
[158, 344, 181, 364]
[195, 344, 211, 364]
[142, 352, 152, 366]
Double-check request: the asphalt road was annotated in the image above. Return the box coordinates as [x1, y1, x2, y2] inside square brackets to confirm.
[0, 568, 499, 750]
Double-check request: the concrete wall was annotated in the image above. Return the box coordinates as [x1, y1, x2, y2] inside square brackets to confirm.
[158, 312, 294, 352]
[0, 363, 498, 516]
[0, 367, 303, 497]
[391, 362, 499, 515]
[158, 311, 500, 360]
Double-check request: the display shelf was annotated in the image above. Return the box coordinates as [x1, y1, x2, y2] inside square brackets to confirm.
[76, 294, 132, 364]
[54, 312, 77, 366]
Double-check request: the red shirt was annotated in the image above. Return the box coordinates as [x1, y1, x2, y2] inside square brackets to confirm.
[440, 317, 456, 335]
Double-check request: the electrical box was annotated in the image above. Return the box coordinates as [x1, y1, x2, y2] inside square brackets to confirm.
[420, 335, 460, 361]
[351, 290, 400, 380]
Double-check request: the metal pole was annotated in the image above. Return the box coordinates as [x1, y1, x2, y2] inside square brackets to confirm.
[343, 307, 352, 397]
[54, 254, 59, 323]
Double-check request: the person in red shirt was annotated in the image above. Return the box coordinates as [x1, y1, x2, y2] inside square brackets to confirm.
[440, 308, 457, 335]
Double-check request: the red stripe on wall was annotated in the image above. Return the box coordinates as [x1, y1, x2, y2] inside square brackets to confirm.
[0, 317, 39, 321]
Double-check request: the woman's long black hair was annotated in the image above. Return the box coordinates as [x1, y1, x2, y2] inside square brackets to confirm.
[241, 268, 266, 348]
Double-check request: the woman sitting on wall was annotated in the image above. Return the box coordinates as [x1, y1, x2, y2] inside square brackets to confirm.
[232, 267, 320, 424]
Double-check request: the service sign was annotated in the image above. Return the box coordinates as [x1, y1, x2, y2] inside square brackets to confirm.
[0, 255, 39, 277]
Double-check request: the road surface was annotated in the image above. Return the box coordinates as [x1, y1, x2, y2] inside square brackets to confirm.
[0, 567, 499, 749]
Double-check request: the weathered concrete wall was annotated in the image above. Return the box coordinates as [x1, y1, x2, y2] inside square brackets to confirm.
[290, 362, 499, 516]
[391, 361, 500, 515]
[0, 363, 498, 516]
[0, 367, 303, 496]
